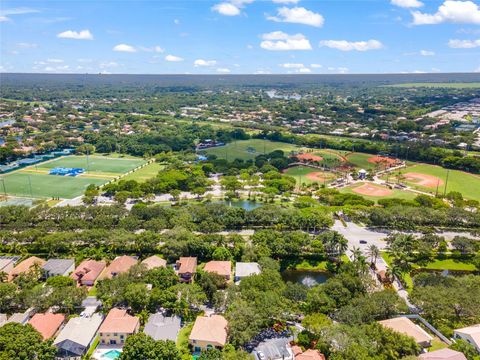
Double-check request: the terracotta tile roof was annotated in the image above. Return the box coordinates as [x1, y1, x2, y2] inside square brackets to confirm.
[419, 349, 468, 360]
[8, 256, 45, 281]
[204, 261, 232, 278]
[378, 317, 433, 345]
[176, 257, 197, 275]
[29, 313, 65, 340]
[102, 256, 137, 279]
[71, 259, 106, 283]
[141, 256, 167, 270]
[291, 346, 325, 360]
[189, 315, 228, 347]
[99, 308, 139, 334]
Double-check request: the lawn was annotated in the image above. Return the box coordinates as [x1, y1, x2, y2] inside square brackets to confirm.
[202, 139, 301, 161]
[393, 163, 480, 201]
[283, 166, 337, 185]
[121, 162, 163, 182]
[177, 323, 194, 357]
[0, 172, 106, 199]
[34, 155, 146, 175]
[340, 182, 418, 202]
[346, 152, 377, 170]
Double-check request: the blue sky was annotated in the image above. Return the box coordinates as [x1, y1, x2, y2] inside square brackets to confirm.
[1, 0, 480, 74]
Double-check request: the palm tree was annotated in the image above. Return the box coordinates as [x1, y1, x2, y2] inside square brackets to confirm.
[367, 244, 380, 264]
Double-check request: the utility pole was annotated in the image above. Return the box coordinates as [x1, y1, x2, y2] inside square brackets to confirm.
[86, 147, 90, 173]
[28, 175, 33, 198]
[443, 169, 450, 197]
[0, 178, 6, 201]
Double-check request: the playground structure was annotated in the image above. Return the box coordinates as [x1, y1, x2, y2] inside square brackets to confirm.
[49, 167, 85, 176]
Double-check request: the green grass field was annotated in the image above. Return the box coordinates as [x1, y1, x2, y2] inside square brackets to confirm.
[340, 182, 418, 202]
[284, 166, 337, 185]
[0, 155, 148, 199]
[121, 162, 163, 182]
[202, 139, 301, 161]
[392, 163, 480, 201]
[346, 152, 377, 169]
[0, 172, 106, 198]
[36, 155, 146, 174]
[386, 83, 480, 88]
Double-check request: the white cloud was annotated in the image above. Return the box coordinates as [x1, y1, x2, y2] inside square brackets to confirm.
[113, 44, 137, 53]
[298, 67, 311, 73]
[212, 2, 241, 16]
[99, 61, 119, 68]
[139, 45, 164, 53]
[57, 29, 93, 40]
[412, 1, 480, 25]
[16, 42, 38, 48]
[420, 49, 435, 56]
[311, 63, 322, 68]
[165, 54, 184, 62]
[47, 58, 64, 63]
[272, 0, 300, 3]
[0, 7, 39, 21]
[174, 19, 180, 25]
[255, 69, 271, 74]
[448, 38, 480, 48]
[267, 7, 324, 27]
[279, 63, 305, 68]
[260, 31, 312, 51]
[194, 59, 217, 67]
[475, 65, 480, 72]
[327, 66, 349, 73]
[319, 39, 383, 51]
[217, 68, 231, 73]
[391, 0, 423, 8]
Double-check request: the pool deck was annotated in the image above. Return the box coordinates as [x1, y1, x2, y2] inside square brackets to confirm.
[92, 345, 123, 360]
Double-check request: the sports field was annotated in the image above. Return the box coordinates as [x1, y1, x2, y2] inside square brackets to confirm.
[340, 182, 418, 202]
[283, 166, 338, 185]
[0, 155, 147, 199]
[346, 152, 402, 170]
[387, 164, 480, 201]
[202, 139, 301, 161]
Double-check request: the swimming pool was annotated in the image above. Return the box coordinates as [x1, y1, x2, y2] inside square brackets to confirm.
[102, 350, 122, 360]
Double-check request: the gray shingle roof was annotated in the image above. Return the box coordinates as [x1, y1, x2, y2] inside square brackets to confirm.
[144, 313, 181, 341]
[42, 259, 75, 275]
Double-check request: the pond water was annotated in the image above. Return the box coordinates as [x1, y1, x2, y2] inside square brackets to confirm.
[281, 270, 330, 287]
[215, 200, 263, 211]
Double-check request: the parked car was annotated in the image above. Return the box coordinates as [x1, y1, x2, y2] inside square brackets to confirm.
[359, 240, 367, 244]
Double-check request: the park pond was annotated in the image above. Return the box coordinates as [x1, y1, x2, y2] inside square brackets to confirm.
[214, 199, 263, 211]
[281, 269, 330, 287]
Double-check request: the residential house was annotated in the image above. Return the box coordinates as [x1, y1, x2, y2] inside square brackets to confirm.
[379, 317, 433, 348]
[29, 313, 66, 340]
[71, 260, 106, 286]
[204, 261, 232, 282]
[144, 313, 181, 342]
[234, 262, 261, 283]
[292, 345, 326, 360]
[0, 256, 19, 275]
[80, 296, 102, 317]
[189, 315, 228, 352]
[42, 259, 75, 279]
[6, 310, 32, 325]
[141, 255, 167, 270]
[0, 314, 7, 327]
[8, 256, 46, 282]
[98, 308, 140, 346]
[418, 348, 468, 360]
[54, 313, 103, 359]
[176, 257, 197, 283]
[454, 324, 480, 353]
[100, 256, 137, 279]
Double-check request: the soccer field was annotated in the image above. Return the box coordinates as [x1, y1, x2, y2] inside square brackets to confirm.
[0, 155, 148, 199]
[37, 155, 146, 174]
[202, 139, 301, 161]
[0, 172, 107, 199]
